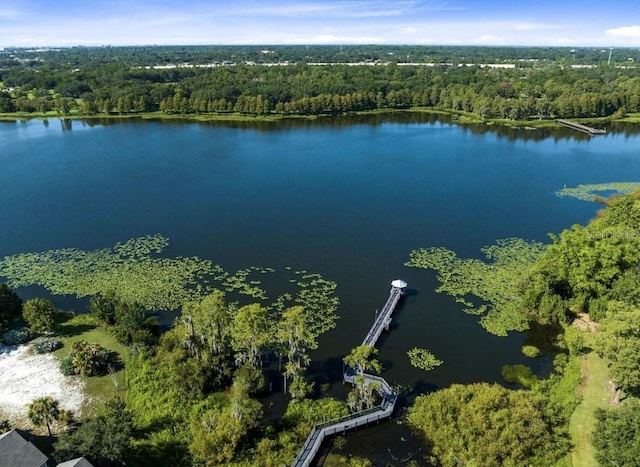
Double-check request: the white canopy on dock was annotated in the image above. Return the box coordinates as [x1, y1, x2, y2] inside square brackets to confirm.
[391, 279, 407, 289]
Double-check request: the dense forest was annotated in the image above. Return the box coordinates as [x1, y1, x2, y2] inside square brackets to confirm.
[1, 45, 640, 121]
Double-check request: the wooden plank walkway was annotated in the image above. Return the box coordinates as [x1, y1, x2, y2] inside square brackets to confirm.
[292, 281, 407, 467]
[557, 119, 606, 135]
[362, 285, 403, 347]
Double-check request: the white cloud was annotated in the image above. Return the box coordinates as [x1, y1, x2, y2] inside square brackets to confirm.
[236, 1, 420, 19]
[605, 25, 640, 38]
[472, 34, 503, 44]
[283, 34, 384, 44]
[514, 22, 563, 31]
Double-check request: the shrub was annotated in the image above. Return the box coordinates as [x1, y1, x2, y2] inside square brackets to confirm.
[69, 340, 113, 376]
[521, 345, 541, 358]
[22, 298, 55, 333]
[564, 326, 588, 356]
[2, 327, 30, 345]
[59, 356, 75, 376]
[501, 364, 538, 388]
[31, 337, 62, 354]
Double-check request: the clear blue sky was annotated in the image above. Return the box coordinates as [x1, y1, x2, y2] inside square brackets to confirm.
[1, 0, 639, 48]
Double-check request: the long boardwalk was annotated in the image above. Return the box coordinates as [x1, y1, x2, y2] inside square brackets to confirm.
[292, 280, 407, 467]
[557, 119, 606, 135]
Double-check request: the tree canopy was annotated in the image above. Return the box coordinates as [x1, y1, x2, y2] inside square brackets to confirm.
[407, 383, 568, 467]
[2, 45, 640, 120]
[592, 398, 640, 466]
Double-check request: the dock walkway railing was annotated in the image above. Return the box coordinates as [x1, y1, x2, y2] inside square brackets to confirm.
[292, 281, 407, 467]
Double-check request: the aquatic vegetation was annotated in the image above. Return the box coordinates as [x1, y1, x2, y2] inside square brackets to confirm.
[407, 347, 443, 371]
[556, 182, 640, 202]
[406, 238, 545, 336]
[0, 236, 340, 335]
[292, 272, 340, 336]
[0, 235, 214, 311]
[216, 267, 269, 300]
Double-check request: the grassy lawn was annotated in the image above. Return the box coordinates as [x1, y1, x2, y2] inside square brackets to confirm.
[52, 313, 128, 418]
[568, 350, 612, 467]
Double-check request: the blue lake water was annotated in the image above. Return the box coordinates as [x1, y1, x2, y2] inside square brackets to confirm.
[1, 116, 639, 461]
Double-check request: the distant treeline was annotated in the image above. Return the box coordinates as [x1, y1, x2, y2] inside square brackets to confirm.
[1, 45, 640, 120]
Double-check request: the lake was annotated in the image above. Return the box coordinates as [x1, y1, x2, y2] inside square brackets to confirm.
[1, 115, 639, 462]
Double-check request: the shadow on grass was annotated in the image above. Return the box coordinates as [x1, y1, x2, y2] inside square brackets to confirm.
[106, 351, 125, 373]
[54, 313, 97, 338]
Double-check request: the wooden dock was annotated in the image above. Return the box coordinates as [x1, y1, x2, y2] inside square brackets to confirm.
[557, 119, 606, 135]
[292, 280, 407, 467]
[362, 285, 403, 347]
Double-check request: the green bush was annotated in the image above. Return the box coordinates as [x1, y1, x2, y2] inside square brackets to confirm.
[501, 364, 538, 388]
[553, 353, 569, 374]
[59, 355, 75, 376]
[521, 345, 541, 358]
[31, 337, 62, 354]
[2, 327, 30, 345]
[64, 341, 114, 376]
[22, 298, 55, 333]
[564, 326, 588, 356]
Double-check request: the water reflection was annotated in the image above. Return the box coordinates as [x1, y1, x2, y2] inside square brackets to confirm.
[76, 112, 640, 142]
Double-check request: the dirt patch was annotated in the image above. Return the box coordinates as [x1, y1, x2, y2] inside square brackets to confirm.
[0, 344, 85, 426]
[572, 312, 599, 332]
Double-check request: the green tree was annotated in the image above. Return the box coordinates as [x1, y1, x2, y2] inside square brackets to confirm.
[343, 345, 382, 412]
[27, 396, 60, 436]
[596, 307, 640, 397]
[89, 291, 118, 324]
[53, 397, 134, 466]
[592, 398, 640, 466]
[0, 283, 22, 331]
[230, 303, 269, 370]
[22, 298, 54, 333]
[407, 383, 568, 466]
[189, 373, 262, 465]
[180, 290, 231, 358]
[277, 305, 317, 398]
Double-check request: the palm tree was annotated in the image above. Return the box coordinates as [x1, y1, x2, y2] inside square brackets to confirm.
[27, 396, 59, 436]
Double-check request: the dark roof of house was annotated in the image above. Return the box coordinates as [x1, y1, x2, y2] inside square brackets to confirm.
[56, 457, 94, 467]
[0, 430, 48, 467]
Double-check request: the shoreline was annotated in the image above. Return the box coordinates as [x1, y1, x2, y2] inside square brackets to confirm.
[2, 108, 636, 129]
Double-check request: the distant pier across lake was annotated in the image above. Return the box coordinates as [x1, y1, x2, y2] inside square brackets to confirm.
[557, 119, 606, 135]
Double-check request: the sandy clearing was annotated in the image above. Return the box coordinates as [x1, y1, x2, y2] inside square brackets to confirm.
[0, 344, 85, 423]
